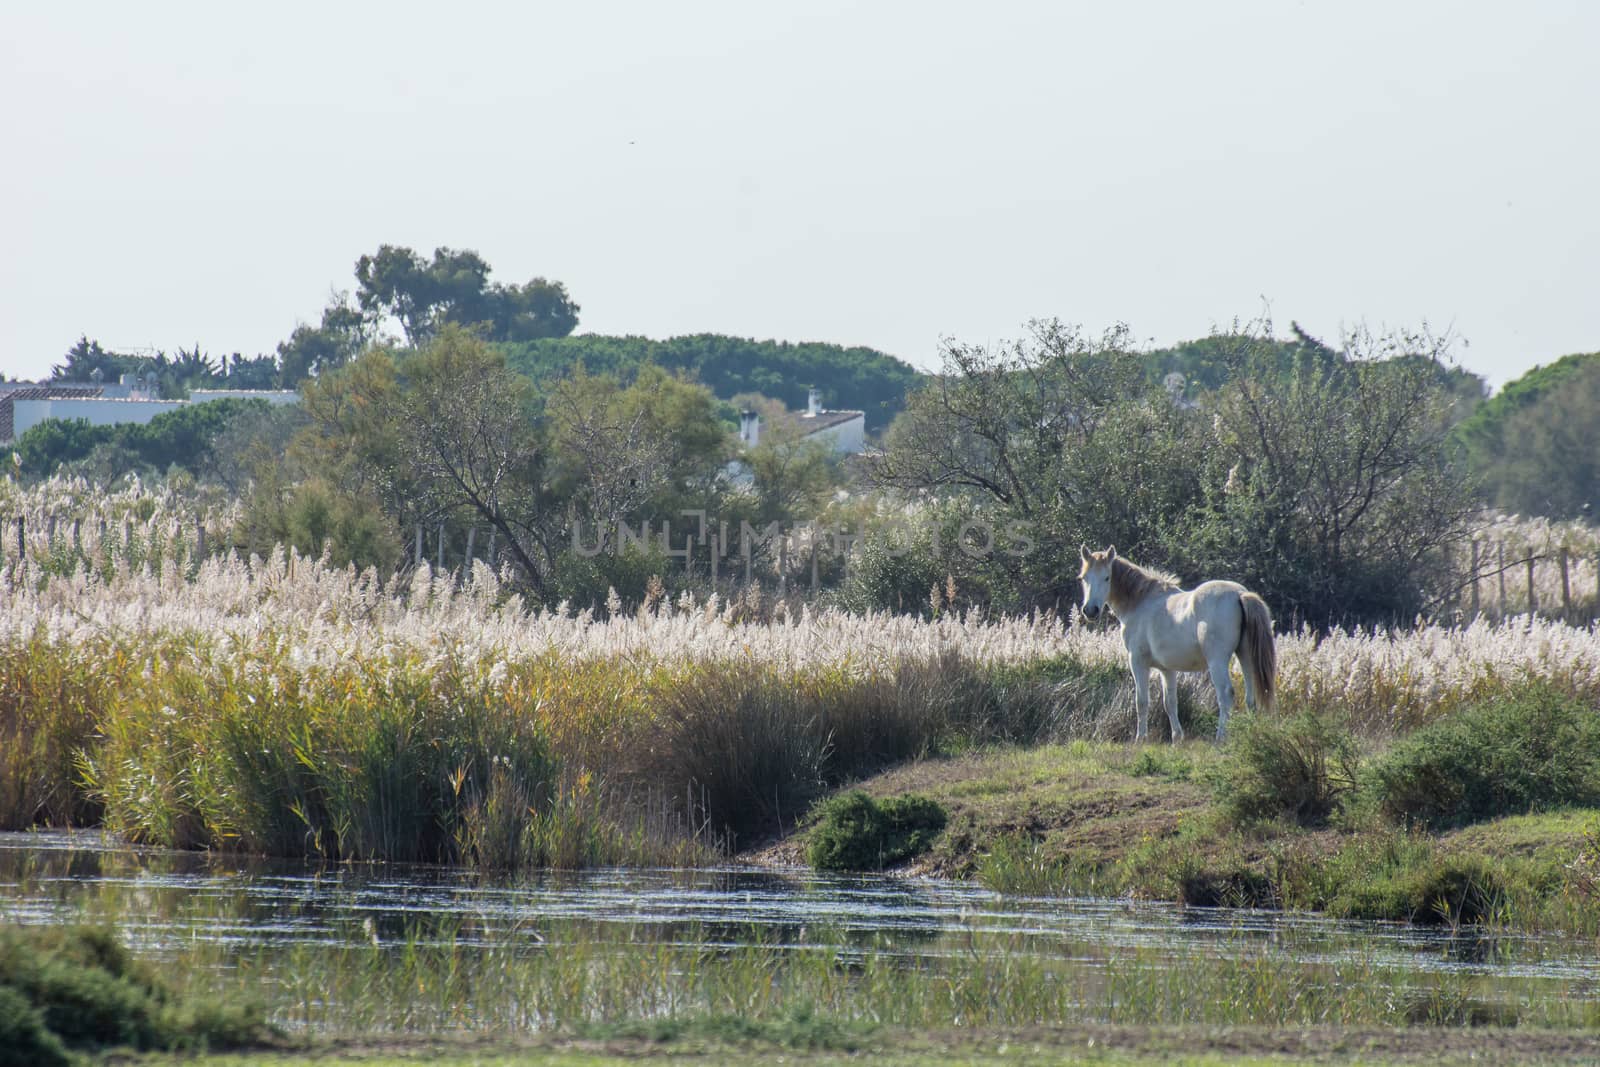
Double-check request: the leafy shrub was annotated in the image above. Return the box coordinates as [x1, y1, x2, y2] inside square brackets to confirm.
[806, 791, 946, 871]
[0, 983, 69, 1067]
[0, 925, 270, 1058]
[1363, 684, 1600, 830]
[1215, 708, 1359, 827]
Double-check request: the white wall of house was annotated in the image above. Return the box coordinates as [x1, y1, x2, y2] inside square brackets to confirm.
[800, 413, 866, 454]
[12, 398, 184, 440]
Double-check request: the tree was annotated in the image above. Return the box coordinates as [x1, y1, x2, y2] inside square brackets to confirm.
[276, 295, 372, 386]
[14, 398, 269, 480]
[1455, 352, 1600, 520]
[868, 320, 1178, 606]
[545, 365, 730, 538]
[299, 327, 555, 593]
[354, 245, 579, 346]
[1176, 326, 1478, 625]
[871, 319, 1478, 625]
[52, 337, 129, 383]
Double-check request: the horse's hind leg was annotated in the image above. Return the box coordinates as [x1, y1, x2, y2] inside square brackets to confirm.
[1208, 657, 1236, 742]
[1159, 668, 1185, 742]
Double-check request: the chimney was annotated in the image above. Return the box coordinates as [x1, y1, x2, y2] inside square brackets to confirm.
[739, 409, 760, 448]
[806, 387, 821, 417]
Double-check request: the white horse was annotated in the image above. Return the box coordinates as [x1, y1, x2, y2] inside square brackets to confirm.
[1078, 545, 1276, 742]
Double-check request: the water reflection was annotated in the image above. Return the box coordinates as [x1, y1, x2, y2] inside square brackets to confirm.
[0, 830, 1595, 983]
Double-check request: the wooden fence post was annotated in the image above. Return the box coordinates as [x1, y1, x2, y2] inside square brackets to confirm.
[1560, 547, 1571, 622]
[414, 525, 423, 566]
[196, 518, 207, 562]
[1469, 540, 1480, 618]
[15, 516, 24, 559]
[464, 526, 476, 574]
[1496, 543, 1507, 614]
[436, 523, 445, 571]
[486, 528, 497, 568]
[1526, 556, 1537, 617]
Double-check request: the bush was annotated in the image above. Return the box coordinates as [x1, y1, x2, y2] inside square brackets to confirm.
[0, 984, 68, 1067]
[1215, 708, 1359, 827]
[0, 925, 270, 1057]
[806, 791, 946, 871]
[1363, 684, 1600, 830]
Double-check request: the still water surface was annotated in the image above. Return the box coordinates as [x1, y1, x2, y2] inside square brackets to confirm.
[1, 830, 1596, 985]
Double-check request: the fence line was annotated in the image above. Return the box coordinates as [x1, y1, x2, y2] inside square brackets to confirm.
[1460, 538, 1600, 625]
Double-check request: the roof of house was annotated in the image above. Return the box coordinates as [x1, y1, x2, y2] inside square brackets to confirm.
[0, 385, 104, 442]
[786, 410, 864, 436]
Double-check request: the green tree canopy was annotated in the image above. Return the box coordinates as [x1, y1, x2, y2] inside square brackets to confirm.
[354, 245, 579, 346]
[504, 333, 923, 433]
[14, 398, 271, 480]
[871, 322, 1476, 626]
[1455, 352, 1600, 520]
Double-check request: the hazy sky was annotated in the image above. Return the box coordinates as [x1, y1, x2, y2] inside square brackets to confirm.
[3, 1, 1596, 388]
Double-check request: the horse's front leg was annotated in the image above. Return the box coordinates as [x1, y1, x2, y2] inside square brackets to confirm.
[1159, 668, 1184, 743]
[1208, 658, 1236, 742]
[1130, 658, 1153, 742]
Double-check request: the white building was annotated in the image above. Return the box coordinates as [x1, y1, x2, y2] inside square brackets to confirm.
[726, 387, 866, 485]
[10, 396, 185, 441]
[0, 375, 300, 444]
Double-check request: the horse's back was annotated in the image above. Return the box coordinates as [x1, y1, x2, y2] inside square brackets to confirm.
[1135, 581, 1246, 669]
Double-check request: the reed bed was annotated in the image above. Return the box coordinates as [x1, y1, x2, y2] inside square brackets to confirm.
[4, 486, 1600, 864]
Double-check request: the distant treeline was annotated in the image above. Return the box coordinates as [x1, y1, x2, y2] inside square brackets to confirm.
[1453, 351, 1600, 521]
[21, 240, 1596, 532]
[504, 334, 923, 433]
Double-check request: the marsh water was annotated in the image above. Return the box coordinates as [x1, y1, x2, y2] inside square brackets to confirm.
[3, 829, 1597, 990]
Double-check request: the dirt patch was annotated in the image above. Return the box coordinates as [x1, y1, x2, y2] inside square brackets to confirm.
[174, 1023, 1600, 1065]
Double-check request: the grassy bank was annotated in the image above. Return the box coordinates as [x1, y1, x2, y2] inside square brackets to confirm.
[784, 732, 1600, 934]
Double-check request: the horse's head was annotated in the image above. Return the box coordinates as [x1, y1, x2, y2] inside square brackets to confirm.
[1078, 544, 1117, 621]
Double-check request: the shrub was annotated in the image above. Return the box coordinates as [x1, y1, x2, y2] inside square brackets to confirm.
[0, 984, 69, 1067]
[1215, 708, 1359, 827]
[806, 791, 946, 871]
[1363, 684, 1600, 830]
[0, 925, 271, 1057]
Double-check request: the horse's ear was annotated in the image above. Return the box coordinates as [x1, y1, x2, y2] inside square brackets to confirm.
[1079, 543, 1089, 562]
[1107, 545, 1117, 561]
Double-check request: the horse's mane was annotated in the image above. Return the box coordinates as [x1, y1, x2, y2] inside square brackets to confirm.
[1110, 556, 1182, 605]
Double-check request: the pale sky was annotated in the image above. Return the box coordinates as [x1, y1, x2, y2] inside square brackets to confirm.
[3, 1, 1597, 389]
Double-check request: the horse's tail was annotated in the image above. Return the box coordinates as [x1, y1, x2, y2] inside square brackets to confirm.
[1238, 592, 1277, 714]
